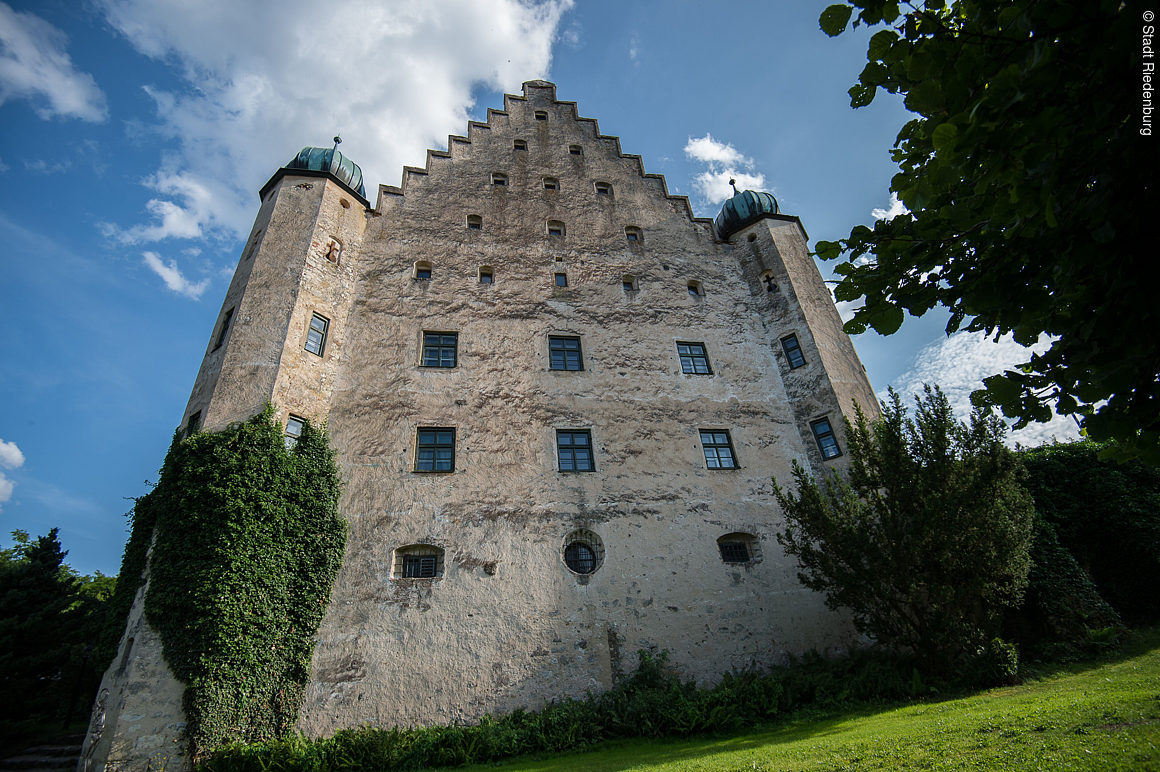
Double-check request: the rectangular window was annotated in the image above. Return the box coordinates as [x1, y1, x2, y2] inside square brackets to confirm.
[554, 273, 568, 287]
[719, 542, 750, 563]
[700, 430, 737, 469]
[403, 555, 438, 578]
[549, 336, 583, 370]
[514, 139, 527, 151]
[782, 334, 806, 369]
[416, 428, 455, 472]
[811, 418, 842, 459]
[305, 313, 329, 356]
[421, 332, 458, 367]
[285, 415, 305, 449]
[557, 430, 594, 472]
[677, 342, 712, 374]
[213, 307, 234, 351]
[185, 411, 201, 438]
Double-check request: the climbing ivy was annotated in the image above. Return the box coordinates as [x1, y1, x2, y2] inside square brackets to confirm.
[129, 408, 344, 762]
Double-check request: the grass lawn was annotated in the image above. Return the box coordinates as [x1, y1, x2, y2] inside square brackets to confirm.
[451, 633, 1160, 772]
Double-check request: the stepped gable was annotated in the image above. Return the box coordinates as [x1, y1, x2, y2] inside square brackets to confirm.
[376, 80, 709, 231]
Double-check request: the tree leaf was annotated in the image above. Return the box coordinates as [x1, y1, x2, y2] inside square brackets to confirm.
[820, 4, 854, 36]
[931, 122, 958, 154]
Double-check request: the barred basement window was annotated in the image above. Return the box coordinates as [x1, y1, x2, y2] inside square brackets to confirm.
[421, 332, 458, 368]
[305, 313, 329, 356]
[677, 342, 711, 374]
[781, 334, 806, 369]
[284, 415, 305, 449]
[393, 544, 445, 579]
[562, 529, 604, 575]
[534, 110, 548, 121]
[811, 417, 842, 460]
[569, 145, 582, 155]
[557, 430, 594, 472]
[717, 533, 762, 564]
[514, 139, 527, 150]
[548, 336, 583, 370]
[415, 428, 455, 472]
[543, 176, 559, 190]
[467, 214, 482, 230]
[700, 430, 737, 469]
[213, 307, 234, 351]
[491, 172, 508, 186]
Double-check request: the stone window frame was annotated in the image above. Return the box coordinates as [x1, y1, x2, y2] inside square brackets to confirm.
[392, 544, 445, 579]
[543, 176, 560, 191]
[781, 333, 807, 369]
[420, 331, 458, 368]
[548, 335, 584, 371]
[184, 410, 201, 438]
[212, 307, 234, 352]
[554, 272, 568, 288]
[534, 110, 548, 121]
[677, 341, 712, 375]
[513, 139, 527, 151]
[284, 414, 305, 449]
[466, 214, 483, 230]
[622, 274, 637, 293]
[305, 312, 329, 356]
[413, 260, 433, 280]
[761, 270, 779, 293]
[811, 417, 842, 460]
[716, 532, 763, 565]
[700, 429, 739, 470]
[562, 529, 604, 575]
[491, 172, 508, 186]
[556, 429, 596, 472]
[415, 427, 456, 473]
[547, 220, 566, 237]
[568, 144, 583, 156]
[478, 266, 494, 284]
[687, 279, 704, 298]
[594, 181, 613, 196]
[624, 225, 642, 242]
[324, 237, 343, 265]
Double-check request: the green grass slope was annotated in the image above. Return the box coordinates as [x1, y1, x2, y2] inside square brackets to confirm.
[453, 635, 1160, 772]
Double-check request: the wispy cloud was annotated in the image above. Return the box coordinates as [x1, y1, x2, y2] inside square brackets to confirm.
[559, 20, 581, 48]
[0, 2, 108, 121]
[883, 331, 1081, 447]
[96, 0, 573, 245]
[142, 250, 211, 299]
[24, 158, 71, 174]
[0, 438, 25, 513]
[872, 192, 908, 221]
[684, 133, 766, 206]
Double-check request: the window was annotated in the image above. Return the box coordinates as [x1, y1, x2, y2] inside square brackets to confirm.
[717, 533, 762, 564]
[548, 336, 583, 370]
[467, 214, 482, 230]
[305, 313, 329, 356]
[594, 181, 612, 196]
[421, 332, 457, 367]
[414, 260, 432, 280]
[325, 239, 342, 264]
[213, 307, 234, 351]
[479, 266, 494, 284]
[491, 172, 507, 186]
[569, 145, 582, 155]
[700, 430, 737, 469]
[547, 220, 565, 237]
[624, 226, 642, 242]
[781, 334, 806, 369]
[622, 274, 637, 293]
[243, 230, 262, 260]
[557, 430, 594, 472]
[562, 529, 604, 575]
[285, 414, 305, 449]
[514, 139, 527, 150]
[688, 281, 703, 297]
[543, 176, 559, 190]
[677, 342, 712, 374]
[762, 272, 779, 292]
[416, 428, 455, 472]
[554, 272, 568, 287]
[185, 411, 201, 438]
[534, 110, 548, 121]
[393, 544, 445, 579]
[811, 417, 842, 460]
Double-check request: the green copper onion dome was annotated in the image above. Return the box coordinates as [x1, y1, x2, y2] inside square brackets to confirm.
[287, 146, 366, 198]
[714, 186, 780, 240]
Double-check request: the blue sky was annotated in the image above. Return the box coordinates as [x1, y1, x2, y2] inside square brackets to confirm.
[0, 0, 1079, 576]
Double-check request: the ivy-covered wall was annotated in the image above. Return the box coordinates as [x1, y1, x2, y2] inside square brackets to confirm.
[96, 408, 346, 763]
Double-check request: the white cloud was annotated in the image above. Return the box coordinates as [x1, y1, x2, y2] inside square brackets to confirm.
[872, 192, 908, 221]
[97, 0, 573, 245]
[629, 34, 639, 62]
[24, 158, 71, 174]
[142, 251, 211, 299]
[559, 20, 581, 48]
[0, 438, 24, 513]
[882, 331, 1082, 448]
[0, 2, 107, 121]
[684, 133, 766, 206]
[0, 156, 9, 172]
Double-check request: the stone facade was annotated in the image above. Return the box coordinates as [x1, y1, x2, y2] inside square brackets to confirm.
[84, 80, 878, 770]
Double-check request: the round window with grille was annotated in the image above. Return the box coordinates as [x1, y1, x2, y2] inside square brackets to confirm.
[562, 529, 604, 575]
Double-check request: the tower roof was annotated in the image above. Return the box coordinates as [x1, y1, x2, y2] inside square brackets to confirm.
[714, 189, 780, 240]
[286, 146, 366, 198]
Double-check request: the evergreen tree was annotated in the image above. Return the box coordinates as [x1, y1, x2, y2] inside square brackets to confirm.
[774, 387, 1034, 676]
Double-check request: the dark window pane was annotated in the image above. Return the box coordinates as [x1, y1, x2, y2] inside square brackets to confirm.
[701, 431, 737, 469]
[719, 543, 749, 563]
[678, 342, 711, 375]
[416, 268, 431, 279]
[623, 281, 634, 292]
[305, 314, 328, 356]
[480, 273, 493, 283]
[416, 428, 455, 471]
[564, 543, 596, 573]
[782, 334, 806, 369]
[555, 273, 568, 287]
[549, 337, 583, 370]
[811, 418, 842, 459]
[421, 333, 457, 368]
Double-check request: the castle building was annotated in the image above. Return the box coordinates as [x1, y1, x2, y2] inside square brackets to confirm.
[84, 80, 878, 771]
